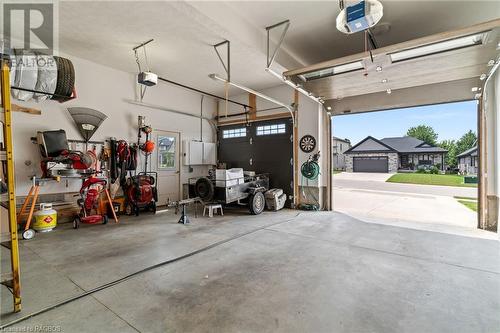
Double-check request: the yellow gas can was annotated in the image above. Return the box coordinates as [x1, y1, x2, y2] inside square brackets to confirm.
[33, 203, 57, 232]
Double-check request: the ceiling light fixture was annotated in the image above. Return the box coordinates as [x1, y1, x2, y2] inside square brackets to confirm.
[376, 66, 382, 72]
[327, 106, 332, 111]
[386, 88, 392, 94]
[388, 32, 488, 63]
[480, 73, 487, 80]
[381, 78, 388, 83]
[302, 61, 364, 81]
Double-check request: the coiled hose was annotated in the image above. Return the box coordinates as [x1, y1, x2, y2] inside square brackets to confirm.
[301, 160, 320, 180]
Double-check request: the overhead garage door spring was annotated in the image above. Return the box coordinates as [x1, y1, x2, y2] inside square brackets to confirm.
[0, 212, 302, 329]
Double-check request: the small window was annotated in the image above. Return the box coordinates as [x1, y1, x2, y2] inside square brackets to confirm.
[223, 127, 246, 139]
[256, 123, 286, 136]
[158, 135, 176, 169]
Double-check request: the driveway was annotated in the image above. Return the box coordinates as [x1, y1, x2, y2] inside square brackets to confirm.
[333, 172, 480, 235]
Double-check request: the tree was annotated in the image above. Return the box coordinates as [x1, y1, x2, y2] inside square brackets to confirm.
[439, 139, 457, 168]
[456, 130, 477, 155]
[406, 125, 438, 146]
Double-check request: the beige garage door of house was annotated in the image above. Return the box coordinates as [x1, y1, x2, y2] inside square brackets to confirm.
[353, 156, 388, 173]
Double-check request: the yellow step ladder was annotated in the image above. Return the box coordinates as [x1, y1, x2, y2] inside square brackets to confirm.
[1, 57, 22, 312]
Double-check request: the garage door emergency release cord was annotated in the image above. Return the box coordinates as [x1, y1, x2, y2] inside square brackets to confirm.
[1, 212, 302, 329]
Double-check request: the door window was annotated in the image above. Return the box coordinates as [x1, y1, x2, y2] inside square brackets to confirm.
[158, 135, 176, 170]
[256, 123, 286, 136]
[222, 127, 246, 139]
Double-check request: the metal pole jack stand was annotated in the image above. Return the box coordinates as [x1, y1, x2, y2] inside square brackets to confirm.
[178, 203, 190, 225]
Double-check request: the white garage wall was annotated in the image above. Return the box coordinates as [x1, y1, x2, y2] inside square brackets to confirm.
[10, 54, 217, 197]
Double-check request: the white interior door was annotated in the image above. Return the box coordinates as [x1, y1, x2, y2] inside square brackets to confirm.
[154, 130, 180, 204]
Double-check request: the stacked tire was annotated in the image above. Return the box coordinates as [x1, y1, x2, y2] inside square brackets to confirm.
[7, 50, 75, 102]
[52, 56, 75, 101]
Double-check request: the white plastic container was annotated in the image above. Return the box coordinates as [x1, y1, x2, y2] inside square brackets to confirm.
[265, 189, 286, 211]
[215, 168, 244, 187]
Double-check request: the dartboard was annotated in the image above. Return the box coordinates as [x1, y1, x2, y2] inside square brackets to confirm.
[300, 135, 316, 153]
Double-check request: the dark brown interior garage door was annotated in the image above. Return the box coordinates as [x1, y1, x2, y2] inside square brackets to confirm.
[218, 119, 293, 207]
[353, 156, 388, 173]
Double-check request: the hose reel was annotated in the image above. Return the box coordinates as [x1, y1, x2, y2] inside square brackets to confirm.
[299, 152, 321, 211]
[301, 152, 320, 180]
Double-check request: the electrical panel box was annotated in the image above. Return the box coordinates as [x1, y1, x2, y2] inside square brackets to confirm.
[183, 140, 216, 165]
[203, 142, 216, 165]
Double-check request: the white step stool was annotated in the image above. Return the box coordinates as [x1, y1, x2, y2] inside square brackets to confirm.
[203, 203, 223, 218]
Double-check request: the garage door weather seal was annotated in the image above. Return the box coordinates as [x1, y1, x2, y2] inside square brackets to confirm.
[0, 213, 301, 329]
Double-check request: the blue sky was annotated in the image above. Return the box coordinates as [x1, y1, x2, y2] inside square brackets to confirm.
[332, 100, 477, 144]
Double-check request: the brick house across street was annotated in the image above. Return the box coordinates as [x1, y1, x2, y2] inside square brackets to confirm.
[344, 136, 448, 173]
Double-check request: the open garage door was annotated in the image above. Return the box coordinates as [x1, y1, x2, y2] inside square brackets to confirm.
[353, 156, 388, 173]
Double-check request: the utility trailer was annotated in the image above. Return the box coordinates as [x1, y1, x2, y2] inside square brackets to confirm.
[189, 173, 269, 215]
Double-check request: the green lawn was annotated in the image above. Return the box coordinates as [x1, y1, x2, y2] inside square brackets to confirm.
[458, 200, 478, 212]
[387, 173, 477, 188]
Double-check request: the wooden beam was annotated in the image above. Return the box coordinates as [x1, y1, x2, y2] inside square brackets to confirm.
[248, 93, 256, 120]
[11, 104, 41, 115]
[218, 112, 291, 127]
[293, 90, 299, 208]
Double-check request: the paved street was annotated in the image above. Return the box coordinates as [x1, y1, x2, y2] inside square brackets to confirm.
[334, 172, 477, 198]
[333, 172, 487, 237]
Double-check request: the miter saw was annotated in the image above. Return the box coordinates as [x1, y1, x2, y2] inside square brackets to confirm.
[36, 129, 96, 178]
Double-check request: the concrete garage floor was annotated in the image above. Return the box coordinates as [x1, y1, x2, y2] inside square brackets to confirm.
[1, 208, 499, 332]
[333, 172, 487, 238]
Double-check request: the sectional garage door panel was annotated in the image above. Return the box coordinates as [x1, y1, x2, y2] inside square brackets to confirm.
[218, 119, 293, 207]
[353, 156, 388, 173]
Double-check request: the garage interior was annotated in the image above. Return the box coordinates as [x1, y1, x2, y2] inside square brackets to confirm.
[0, 1, 499, 332]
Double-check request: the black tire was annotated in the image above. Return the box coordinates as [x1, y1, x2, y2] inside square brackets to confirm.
[125, 204, 133, 216]
[135, 205, 139, 216]
[52, 56, 75, 100]
[73, 217, 80, 229]
[152, 187, 158, 202]
[150, 201, 157, 214]
[249, 192, 265, 215]
[195, 177, 214, 202]
[102, 215, 108, 225]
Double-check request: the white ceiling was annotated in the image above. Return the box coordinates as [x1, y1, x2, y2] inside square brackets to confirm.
[228, 0, 500, 65]
[5, 1, 499, 96]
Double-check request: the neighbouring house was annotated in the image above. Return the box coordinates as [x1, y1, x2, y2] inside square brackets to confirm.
[332, 136, 351, 170]
[344, 136, 448, 173]
[457, 145, 478, 175]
